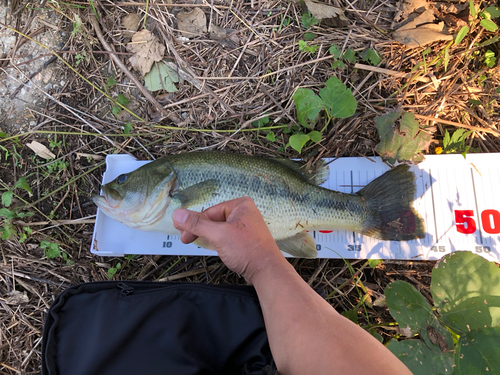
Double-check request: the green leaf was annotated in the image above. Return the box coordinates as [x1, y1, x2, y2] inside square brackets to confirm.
[386, 281, 454, 352]
[469, 99, 481, 105]
[368, 328, 384, 343]
[359, 48, 381, 66]
[480, 19, 498, 32]
[106, 76, 117, 87]
[117, 94, 129, 107]
[112, 105, 121, 116]
[266, 132, 276, 142]
[387, 339, 454, 375]
[1, 224, 13, 240]
[329, 44, 342, 59]
[455, 26, 470, 45]
[368, 259, 383, 268]
[14, 177, 32, 196]
[374, 110, 431, 164]
[308, 130, 322, 143]
[342, 49, 356, 63]
[319, 76, 357, 119]
[454, 327, 500, 374]
[144, 61, 179, 92]
[289, 133, 310, 153]
[341, 309, 358, 324]
[484, 6, 500, 19]
[292, 88, 325, 127]
[470, 0, 477, 18]
[41, 240, 61, 259]
[303, 32, 316, 41]
[123, 123, 133, 134]
[432, 251, 500, 333]
[2, 191, 13, 207]
[302, 12, 319, 29]
[484, 50, 496, 68]
[0, 208, 16, 219]
[253, 116, 270, 127]
[331, 60, 345, 69]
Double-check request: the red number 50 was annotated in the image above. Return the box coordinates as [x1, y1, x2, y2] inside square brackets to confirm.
[455, 209, 500, 234]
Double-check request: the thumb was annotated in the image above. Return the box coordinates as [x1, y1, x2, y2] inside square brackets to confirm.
[172, 208, 217, 242]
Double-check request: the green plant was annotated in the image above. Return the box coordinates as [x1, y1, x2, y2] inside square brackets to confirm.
[385, 251, 500, 374]
[112, 94, 130, 115]
[71, 13, 82, 37]
[0, 177, 33, 240]
[329, 44, 356, 69]
[107, 262, 121, 278]
[40, 240, 74, 264]
[298, 40, 319, 54]
[374, 110, 432, 163]
[302, 11, 319, 29]
[291, 76, 357, 153]
[441, 128, 473, 157]
[359, 48, 381, 66]
[484, 49, 496, 68]
[75, 50, 89, 65]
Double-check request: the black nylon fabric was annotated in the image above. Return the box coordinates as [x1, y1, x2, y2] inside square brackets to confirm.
[41, 282, 275, 375]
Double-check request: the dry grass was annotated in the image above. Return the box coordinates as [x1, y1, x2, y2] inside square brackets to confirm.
[0, 0, 499, 372]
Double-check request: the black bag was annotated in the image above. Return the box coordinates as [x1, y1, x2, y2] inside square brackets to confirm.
[41, 282, 276, 375]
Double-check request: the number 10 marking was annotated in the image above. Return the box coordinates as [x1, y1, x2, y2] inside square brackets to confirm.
[455, 210, 500, 234]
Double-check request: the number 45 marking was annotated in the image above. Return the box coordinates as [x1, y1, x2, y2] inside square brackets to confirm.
[455, 210, 500, 234]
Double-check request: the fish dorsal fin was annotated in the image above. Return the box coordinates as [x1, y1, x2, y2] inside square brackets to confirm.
[172, 179, 219, 208]
[276, 232, 317, 258]
[270, 158, 329, 186]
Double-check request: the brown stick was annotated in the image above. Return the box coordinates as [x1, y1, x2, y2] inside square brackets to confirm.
[89, 14, 180, 124]
[413, 114, 500, 137]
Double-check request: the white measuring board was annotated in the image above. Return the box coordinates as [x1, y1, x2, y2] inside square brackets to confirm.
[91, 153, 500, 262]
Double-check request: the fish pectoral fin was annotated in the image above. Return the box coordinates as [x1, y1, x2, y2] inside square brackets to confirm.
[172, 179, 219, 208]
[276, 232, 317, 258]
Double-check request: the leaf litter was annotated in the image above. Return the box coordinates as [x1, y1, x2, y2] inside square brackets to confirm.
[127, 29, 166, 75]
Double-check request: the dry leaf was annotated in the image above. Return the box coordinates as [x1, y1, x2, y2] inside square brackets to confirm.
[122, 13, 141, 39]
[304, 0, 347, 21]
[126, 29, 166, 75]
[209, 24, 239, 48]
[26, 141, 55, 159]
[177, 8, 207, 37]
[394, 9, 453, 47]
[398, 324, 413, 337]
[394, 0, 427, 23]
[4, 290, 29, 305]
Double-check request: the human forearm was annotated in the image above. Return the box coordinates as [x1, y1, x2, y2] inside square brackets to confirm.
[251, 257, 412, 375]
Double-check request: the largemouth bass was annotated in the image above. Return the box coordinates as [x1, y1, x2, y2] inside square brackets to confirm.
[93, 152, 425, 257]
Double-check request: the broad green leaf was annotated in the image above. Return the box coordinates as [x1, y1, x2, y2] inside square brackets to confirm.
[375, 110, 431, 164]
[431, 251, 500, 334]
[0, 208, 16, 219]
[342, 49, 356, 63]
[468, 99, 481, 105]
[341, 308, 358, 324]
[292, 88, 325, 127]
[144, 61, 179, 92]
[266, 132, 275, 142]
[319, 76, 357, 118]
[14, 177, 32, 196]
[41, 240, 61, 259]
[387, 339, 454, 375]
[481, 19, 498, 32]
[386, 281, 453, 352]
[303, 32, 316, 41]
[454, 327, 500, 374]
[455, 26, 469, 45]
[308, 130, 322, 142]
[117, 94, 129, 107]
[301, 12, 319, 29]
[329, 44, 342, 59]
[359, 48, 381, 66]
[1, 224, 13, 240]
[106, 76, 116, 87]
[2, 191, 13, 207]
[253, 116, 270, 127]
[484, 6, 500, 19]
[331, 60, 345, 69]
[123, 123, 133, 134]
[400, 112, 419, 138]
[289, 133, 310, 153]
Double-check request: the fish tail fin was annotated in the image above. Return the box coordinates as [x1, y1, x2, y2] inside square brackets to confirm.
[357, 165, 425, 241]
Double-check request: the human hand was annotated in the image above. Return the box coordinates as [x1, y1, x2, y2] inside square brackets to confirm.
[171, 197, 285, 282]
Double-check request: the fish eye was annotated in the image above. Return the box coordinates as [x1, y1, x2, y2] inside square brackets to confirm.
[116, 174, 128, 184]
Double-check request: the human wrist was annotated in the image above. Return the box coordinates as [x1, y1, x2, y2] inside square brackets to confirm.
[247, 250, 292, 285]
